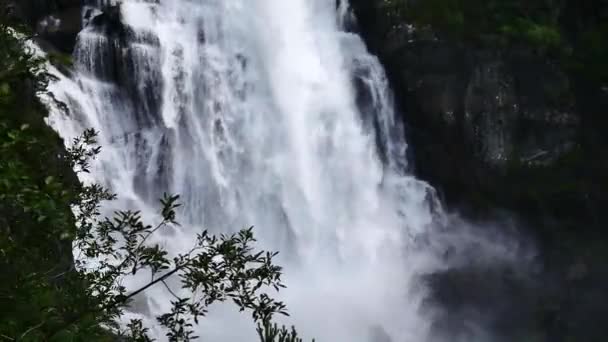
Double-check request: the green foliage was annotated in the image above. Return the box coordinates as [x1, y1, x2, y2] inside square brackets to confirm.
[257, 322, 314, 342]
[569, 21, 608, 82]
[0, 27, 49, 90]
[0, 16, 92, 340]
[383, 0, 563, 49]
[2, 124, 314, 341]
[47, 51, 74, 68]
[0, 125, 110, 341]
[383, 0, 608, 82]
[67, 156, 302, 340]
[499, 18, 562, 50]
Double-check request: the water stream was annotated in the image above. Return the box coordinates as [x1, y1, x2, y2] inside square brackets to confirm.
[45, 1, 458, 340]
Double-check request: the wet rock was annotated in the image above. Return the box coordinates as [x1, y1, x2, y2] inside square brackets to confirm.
[348, 1, 608, 341]
[12, 0, 82, 53]
[347, 0, 599, 222]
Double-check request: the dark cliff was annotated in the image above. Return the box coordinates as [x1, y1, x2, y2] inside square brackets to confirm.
[350, 0, 607, 228]
[10, 0, 82, 53]
[349, 1, 608, 341]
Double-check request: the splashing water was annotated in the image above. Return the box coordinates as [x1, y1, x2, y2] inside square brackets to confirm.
[44, 0, 453, 341]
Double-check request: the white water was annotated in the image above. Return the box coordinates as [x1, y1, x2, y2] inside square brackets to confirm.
[45, 0, 452, 341]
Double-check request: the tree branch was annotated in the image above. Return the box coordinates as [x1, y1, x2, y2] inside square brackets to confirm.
[162, 280, 181, 300]
[123, 264, 184, 303]
[0, 334, 15, 341]
[18, 321, 45, 341]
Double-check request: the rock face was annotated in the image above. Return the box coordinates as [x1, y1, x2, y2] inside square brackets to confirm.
[348, 1, 608, 341]
[387, 40, 591, 218]
[349, 0, 607, 227]
[12, 0, 82, 53]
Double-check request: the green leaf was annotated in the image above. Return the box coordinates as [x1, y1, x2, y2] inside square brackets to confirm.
[50, 329, 75, 342]
[0, 82, 10, 96]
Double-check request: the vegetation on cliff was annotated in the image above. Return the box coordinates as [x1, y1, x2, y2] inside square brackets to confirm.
[382, 0, 608, 82]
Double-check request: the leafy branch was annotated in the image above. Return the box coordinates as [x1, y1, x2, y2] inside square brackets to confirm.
[51, 130, 312, 341]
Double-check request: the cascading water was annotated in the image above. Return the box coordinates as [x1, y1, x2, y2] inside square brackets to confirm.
[45, 0, 453, 340]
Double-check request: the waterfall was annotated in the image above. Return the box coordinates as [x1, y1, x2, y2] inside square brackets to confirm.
[45, 0, 451, 340]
